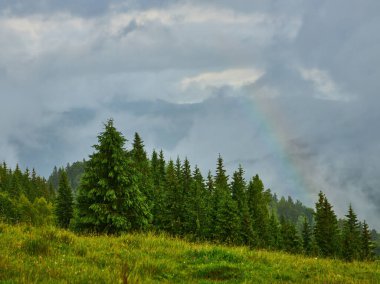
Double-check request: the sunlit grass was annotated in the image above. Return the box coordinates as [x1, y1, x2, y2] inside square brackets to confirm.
[0, 222, 378, 283]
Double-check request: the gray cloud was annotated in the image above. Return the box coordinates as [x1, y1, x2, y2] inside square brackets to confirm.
[0, 0, 379, 229]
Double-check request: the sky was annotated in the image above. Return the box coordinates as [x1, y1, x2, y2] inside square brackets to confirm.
[1, 0, 380, 229]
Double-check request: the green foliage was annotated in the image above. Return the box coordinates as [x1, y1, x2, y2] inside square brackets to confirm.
[342, 204, 361, 261]
[183, 166, 211, 240]
[131, 132, 154, 217]
[161, 159, 181, 235]
[2, 119, 378, 264]
[231, 166, 255, 246]
[247, 174, 270, 247]
[0, 192, 18, 223]
[267, 210, 282, 250]
[33, 197, 54, 226]
[0, 163, 54, 225]
[75, 119, 151, 233]
[314, 191, 340, 257]
[280, 217, 302, 254]
[275, 195, 314, 225]
[54, 171, 74, 228]
[212, 155, 241, 244]
[150, 150, 167, 229]
[302, 216, 313, 255]
[48, 161, 85, 193]
[361, 221, 376, 261]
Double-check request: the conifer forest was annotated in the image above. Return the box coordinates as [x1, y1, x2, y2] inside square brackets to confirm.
[1, 119, 378, 264]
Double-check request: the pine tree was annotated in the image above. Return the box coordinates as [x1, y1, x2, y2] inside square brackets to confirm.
[9, 165, 22, 198]
[231, 165, 255, 246]
[268, 209, 282, 250]
[75, 119, 151, 233]
[212, 155, 241, 244]
[314, 191, 340, 257]
[181, 158, 193, 235]
[205, 171, 214, 240]
[301, 216, 312, 255]
[360, 221, 375, 261]
[183, 166, 210, 240]
[247, 174, 270, 248]
[280, 216, 302, 254]
[131, 133, 154, 219]
[150, 149, 167, 230]
[54, 171, 74, 228]
[342, 204, 361, 261]
[162, 160, 180, 235]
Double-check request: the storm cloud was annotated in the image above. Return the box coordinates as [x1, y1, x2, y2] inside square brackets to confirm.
[1, 0, 379, 229]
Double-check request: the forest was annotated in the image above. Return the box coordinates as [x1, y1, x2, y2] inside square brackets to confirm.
[0, 119, 378, 262]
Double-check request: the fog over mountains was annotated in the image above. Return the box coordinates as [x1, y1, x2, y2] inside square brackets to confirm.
[1, 0, 380, 229]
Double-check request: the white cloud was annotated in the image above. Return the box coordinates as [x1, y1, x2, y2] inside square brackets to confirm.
[181, 68, 264, 90]
[299, 67, 352, 101]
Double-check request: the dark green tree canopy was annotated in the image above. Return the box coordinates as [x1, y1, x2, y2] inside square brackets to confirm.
[75, 119, 151, 233]
[55, 171, 73, 228]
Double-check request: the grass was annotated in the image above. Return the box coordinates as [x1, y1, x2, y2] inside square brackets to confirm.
[0, 223, 379, 283]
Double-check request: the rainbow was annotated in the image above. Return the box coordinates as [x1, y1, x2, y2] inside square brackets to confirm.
[237, 94, 317, 206]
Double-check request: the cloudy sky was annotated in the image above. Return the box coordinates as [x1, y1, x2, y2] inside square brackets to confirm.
[1, 0, 379, 229]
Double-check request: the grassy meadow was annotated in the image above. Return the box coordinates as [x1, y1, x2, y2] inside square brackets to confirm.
[0, 223, 378, 283]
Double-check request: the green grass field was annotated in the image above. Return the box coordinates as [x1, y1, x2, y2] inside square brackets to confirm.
[0, 223, 378, 283]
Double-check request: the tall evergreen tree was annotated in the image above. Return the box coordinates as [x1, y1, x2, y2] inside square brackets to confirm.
[55, 171, 74, 228]
[280, 216, 302, 254]
[314, 191, 340, 257]
[75, 119, 151, 233]
[9, 165, 22, 198]
[150, 149, 167, 230]
[342, 204, 361, 261]
[268, 210, 282, 250]
[162, 160, 181, 235]
[301, 216, 312, 255]
[184, 166, 210, 240]
[247, 174, 270, 248]
[131, 133, 154, 218]
[181, 158, 193, 235]
[231, 165, 255, 246]
[212, 155, 241, 244]
[360, 221, 375, 261]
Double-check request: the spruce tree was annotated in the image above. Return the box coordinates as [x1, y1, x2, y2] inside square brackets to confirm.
[55, 171, 74, 228]
[150, 149, 167, 230]
[162, 160, 180, 235]
[212, 155, 241, 244]
[231, 165, 255, 246]
[360, 221, 375, 261]
[9, 165, 22, 198]
[205, 171, 215, 240]
[181, 158, 193, 235]
[280, 216, 302, 254]
[75, 119, 151, 233]
[268, 210, 282, 250]
[301, 216, 312, 255]
[131, 133, 154, 219]
[247, 174, 270, 248]
[314, 191, 340, 257]
[342, 204, 361, 261]
[184, 166, 210, 240]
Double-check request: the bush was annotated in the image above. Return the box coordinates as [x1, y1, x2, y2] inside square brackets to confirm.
[22, 237, 51, 256]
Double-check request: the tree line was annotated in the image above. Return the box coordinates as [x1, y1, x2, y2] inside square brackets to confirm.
[0, 163, 55, 225]
[0, 119, 377, 261]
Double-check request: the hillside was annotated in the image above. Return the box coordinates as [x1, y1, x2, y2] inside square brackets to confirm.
[0, 223, 378, 283]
